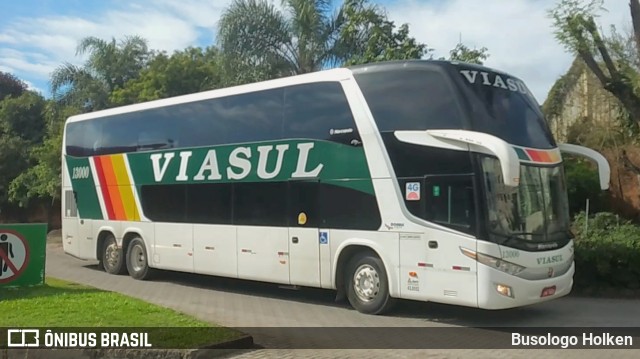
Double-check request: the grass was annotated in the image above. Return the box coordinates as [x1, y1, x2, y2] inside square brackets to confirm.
[0, 277, 244, 348]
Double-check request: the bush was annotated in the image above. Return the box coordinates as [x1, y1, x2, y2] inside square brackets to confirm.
[563, 157, 608, 217]
[572, 212, 640, 290]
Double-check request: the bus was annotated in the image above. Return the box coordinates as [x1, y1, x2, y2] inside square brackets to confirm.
[61, 60, 610, 314]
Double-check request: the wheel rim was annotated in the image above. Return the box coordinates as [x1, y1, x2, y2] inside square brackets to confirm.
[104, 240, 120, 270]
[353, 264, 380, 302]
[130, 244, 146, 272]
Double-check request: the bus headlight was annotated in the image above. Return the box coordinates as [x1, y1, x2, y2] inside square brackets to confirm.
[460, 247, 526, 276]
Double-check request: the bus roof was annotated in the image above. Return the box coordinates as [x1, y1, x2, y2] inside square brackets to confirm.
[65, 59, 521, 124]
[65, 67, 353, 124]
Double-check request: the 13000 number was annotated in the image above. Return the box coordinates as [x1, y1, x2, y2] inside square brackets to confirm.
[72, 166, 90, 179]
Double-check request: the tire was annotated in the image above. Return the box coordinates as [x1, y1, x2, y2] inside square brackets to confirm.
[126, 237, 154, 280]
[101, 234, 127, 275]
[345, 252, 396, 315]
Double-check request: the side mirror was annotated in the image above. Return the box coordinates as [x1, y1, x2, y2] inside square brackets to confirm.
[558, 143, 610, 190]
[394, 129, 521, 187]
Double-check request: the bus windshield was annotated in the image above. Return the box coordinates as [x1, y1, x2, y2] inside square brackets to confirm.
[482, 157, 570, 244]
[454, 65, 556, 150]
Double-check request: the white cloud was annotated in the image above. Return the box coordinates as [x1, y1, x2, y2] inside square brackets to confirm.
[386, 0, 631, 104]
[0, 0, 232, 90]
[0, 0, 632, 102]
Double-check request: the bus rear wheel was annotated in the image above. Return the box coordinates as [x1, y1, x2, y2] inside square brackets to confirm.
[345, 252, 396, 315]
[126, 237, 154, 280]
[102, 234, 126, 275]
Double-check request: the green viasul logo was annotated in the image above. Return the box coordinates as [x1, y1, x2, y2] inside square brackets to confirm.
[126, 139, 372, 186]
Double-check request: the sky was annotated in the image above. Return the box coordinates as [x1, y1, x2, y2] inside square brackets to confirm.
[0, 0, 632, 104]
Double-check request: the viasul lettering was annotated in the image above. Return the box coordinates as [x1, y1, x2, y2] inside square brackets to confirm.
[149, 142, 323, 183]
[536, 255, 563, 265]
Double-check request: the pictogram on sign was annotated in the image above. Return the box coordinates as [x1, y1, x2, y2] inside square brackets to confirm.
[0, 230, 30, 284]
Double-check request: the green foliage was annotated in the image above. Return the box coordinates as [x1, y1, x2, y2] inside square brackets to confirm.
[0, 136, 30, 206]
[572, 211, 640, 290]
[217, 0, 429, 85]
[8, 103, 78, 207]
[0, 71, 27, 101]
[563, 156, 607, 216]
[111, 47, 222, 105]
[548, 0, 640, 127]
[0, 91, 47, 143]
[339, 0, 429, 66]
[51, 36, 151, 111]
[442, 43, 489, 65]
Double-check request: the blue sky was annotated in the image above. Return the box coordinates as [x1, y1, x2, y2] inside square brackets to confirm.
[0, 0, 631, 103]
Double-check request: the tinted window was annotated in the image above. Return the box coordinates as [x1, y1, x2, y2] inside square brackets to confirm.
[424, 175, 476, 234]
[66, 120, 104, 157]
[233, 182, 288, 226]
[319, 181, 381, 230]
[284, 82, 360, 145]
[454, 66, 555, 149]
[288, 180, 320, 227]
[140, 184, 187, 222]
[354, 69, 465, 132]
[179, 89, 284, 147]
[66, 88, 285, 157]
[187, 183, 233, 224]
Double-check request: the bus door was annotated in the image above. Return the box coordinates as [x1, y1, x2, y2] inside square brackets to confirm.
[287, 179, 321, 287]
[421, 174, 478, 306]
[62, 188, 81, 257]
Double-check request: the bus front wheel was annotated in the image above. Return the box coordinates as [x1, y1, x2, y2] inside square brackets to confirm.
[345, 252, 396, 315]
[101, 234, 126, 275]
[126, 237, 154, 280]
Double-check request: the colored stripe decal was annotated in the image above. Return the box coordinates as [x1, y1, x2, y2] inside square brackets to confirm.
[514, 147, 529, 161]
[93, 157, 115, 220]
[513, 146, 562, 164]
[111, 155, 140, 221]
[525, 149, 543, 162]
[101, 155, 127, 220]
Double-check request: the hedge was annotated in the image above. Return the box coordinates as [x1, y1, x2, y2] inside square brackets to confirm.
[571, 212, 640, 290]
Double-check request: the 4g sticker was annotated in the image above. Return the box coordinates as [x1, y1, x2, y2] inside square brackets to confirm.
[405, 182, 420, 201]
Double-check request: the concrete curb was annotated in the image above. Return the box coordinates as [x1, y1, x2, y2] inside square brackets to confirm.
[4, 334, 255, 359]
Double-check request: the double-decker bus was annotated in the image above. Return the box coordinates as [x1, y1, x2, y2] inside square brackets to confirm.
[61, 60, 610, 314]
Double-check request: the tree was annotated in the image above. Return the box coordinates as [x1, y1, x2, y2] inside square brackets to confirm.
[0, 91, 47, 143]
[217, 0, 428, 85]
[50, 35, 151, 111]
[111, 47, 222, 105]
[445, 42, 490, 65]
[0, 90, 48, 209]
[0, 71, 27, 101]
[549, 0, 640, 129]
[337, 0, 429, 66]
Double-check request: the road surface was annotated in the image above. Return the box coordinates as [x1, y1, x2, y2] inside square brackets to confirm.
[40, 237, 640, 358]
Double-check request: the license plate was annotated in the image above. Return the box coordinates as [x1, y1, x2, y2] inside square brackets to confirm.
[541, 285, 556, 297]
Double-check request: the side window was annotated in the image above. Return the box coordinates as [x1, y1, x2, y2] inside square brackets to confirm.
[319, 181, 381, 230]
[284, 82, 361, 145]
[221, 89, 284, 144]
[186, 183, 233, 225]
[233, 182, 288, 226]
[139, 184, 187, 222]
[288, 180, 320, 227]
[423, 175, 476, 235]
[66, 121, 102, 157]
[355, 70, 464, 132]
[64, 190, 78, 217]
[97, 115, 139, 155]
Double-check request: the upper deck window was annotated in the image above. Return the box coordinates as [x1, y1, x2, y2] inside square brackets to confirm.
[354, 69, 466, 132]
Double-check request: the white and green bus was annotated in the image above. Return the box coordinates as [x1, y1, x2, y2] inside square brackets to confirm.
[62, 60, 610, 314]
